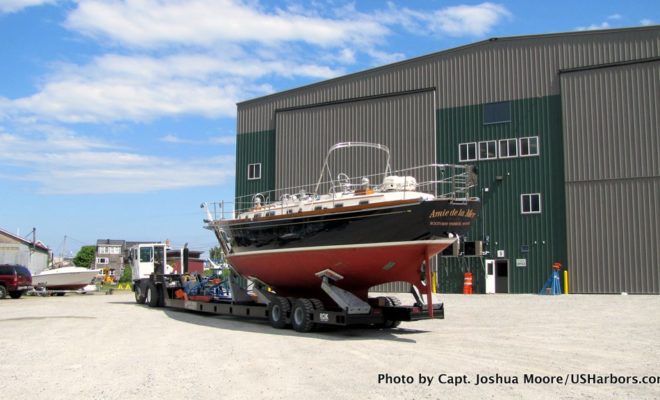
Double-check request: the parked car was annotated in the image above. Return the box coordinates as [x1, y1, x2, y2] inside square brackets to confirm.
[0, 264, 32, 299]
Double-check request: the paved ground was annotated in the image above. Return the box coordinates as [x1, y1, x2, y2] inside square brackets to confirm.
[1, 291, 659, 400]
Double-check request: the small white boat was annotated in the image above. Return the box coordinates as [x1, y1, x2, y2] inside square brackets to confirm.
[32, 267, 100, 290]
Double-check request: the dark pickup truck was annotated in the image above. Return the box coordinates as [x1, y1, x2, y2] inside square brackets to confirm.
[0, 264, 32, 299]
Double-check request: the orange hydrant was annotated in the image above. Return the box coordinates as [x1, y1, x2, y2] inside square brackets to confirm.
[463, 272, 473, 295]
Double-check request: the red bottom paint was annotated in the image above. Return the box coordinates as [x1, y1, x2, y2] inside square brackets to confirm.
[228, 240, 451, 300]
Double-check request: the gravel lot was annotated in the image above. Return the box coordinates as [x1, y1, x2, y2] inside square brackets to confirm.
[1, 291, 659, 400]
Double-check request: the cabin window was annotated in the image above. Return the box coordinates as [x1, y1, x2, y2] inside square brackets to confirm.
[519, 136, 539, 157]
[459, 142, 477, 162]
[521, 193, 541, 214]
[359, 200, 370, 205]
[499, 138, 518, 158]
[314, 206, 323, 211]
[478, 140, 497, 160]
[139, 247, 153, 263]
[334, 203, 344, 208]
[483, 101, 511, 125]
[247, 163, 261, 180]
[266, 211, 276, 216]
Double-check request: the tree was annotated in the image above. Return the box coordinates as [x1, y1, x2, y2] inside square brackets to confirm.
[119, 264, 132, 283]
[209, 246, 225, 262]
[73, 245, 96, 268]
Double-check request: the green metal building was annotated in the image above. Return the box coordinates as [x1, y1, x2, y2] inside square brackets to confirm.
[234, 26, 660, 294]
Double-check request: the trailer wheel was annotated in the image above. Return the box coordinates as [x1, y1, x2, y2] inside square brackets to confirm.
[9, 291, 23, 299]
[383, 296, 402, 328]
[146, 283, 159, 307]
[268, 296, 291, 329]
[310, 298, 324, 311]
[134, 283, 146, 304]
[291, 298, 315, 333]
[0, 285, 6, 299]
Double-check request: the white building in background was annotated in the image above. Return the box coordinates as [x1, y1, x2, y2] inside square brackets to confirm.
[0, 227, 50, 274]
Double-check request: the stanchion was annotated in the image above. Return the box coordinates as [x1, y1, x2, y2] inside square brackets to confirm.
[539, 263, 562, 295]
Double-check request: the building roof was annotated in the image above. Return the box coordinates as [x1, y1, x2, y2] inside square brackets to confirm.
[96, 239, 125, 246]
[0, 227, 50, 252]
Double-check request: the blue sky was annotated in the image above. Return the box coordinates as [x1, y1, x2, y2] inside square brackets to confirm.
[0, 0, 657, 258]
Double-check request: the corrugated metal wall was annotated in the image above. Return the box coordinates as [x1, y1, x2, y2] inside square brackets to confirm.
[0, 244, 49, 274]
[274, 90, 436, 196]
[239, 27, 660, 134]
[561, 59, 660, 293]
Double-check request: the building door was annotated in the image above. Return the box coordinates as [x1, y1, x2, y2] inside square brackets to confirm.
[495, 260, 509, 293]
[485, 259, 495, 294]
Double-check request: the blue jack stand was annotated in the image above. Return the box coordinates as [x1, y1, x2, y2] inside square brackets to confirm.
[539, 269, 562, 295]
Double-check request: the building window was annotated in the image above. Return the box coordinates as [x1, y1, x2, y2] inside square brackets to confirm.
[96, 257, 109, 264]
[248, 163, 261, 180]
[459, 142, 477, 162]
[499, 138, 518, 158]
[520, 136, 540, 157]
[521, 193, 542, 214]
[478, 140, 497, 160]
[483, 101, 511, 125]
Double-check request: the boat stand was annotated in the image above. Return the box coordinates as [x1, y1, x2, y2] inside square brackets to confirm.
[315, 269, 371, 314]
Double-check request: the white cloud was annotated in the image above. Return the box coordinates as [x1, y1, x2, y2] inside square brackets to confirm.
[607, 14, 622, 20]
[65, 0, 388, 49]
[365, 48, 406, 66]
[640, 19, 653, 26]
[375, 2, 511, 38]
[1, 53, 341, 124]
[576, 22, 611, 31]
[209, 135, 236, 145]
[160, 134, 236, 145]
[1, 1, 511, 126]
[0, 129, 234, 193]
[0, 0, 55, 14]
[425, 3, 512, 36]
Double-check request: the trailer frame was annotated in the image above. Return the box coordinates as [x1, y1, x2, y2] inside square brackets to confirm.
[133, 272, 444, 333]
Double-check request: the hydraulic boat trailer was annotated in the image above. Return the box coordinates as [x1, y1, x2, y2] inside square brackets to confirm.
[136, 265, 444, 333]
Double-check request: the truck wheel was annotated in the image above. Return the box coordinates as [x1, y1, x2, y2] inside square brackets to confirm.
[0, 286, 7, 299]
[268, 296, 291, 329]
[291, 298, 315, 333]
[146, 283, 159, 307]
[134, 283, 146, 304]
[9, 290, 22, 299]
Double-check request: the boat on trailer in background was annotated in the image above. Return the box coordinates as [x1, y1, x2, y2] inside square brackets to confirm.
[32, 266, 100, 294]
[200, 142, 480, 331]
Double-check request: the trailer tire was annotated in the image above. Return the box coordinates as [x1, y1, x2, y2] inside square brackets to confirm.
[9, 290, 23, 299]
[134, 283, 146, 304]
[146, 283, 159, 307]
[382, 296, 402, 328]
[291, 298, 315, 333]
[0, 285, 6, 299]
[268, 296, 290, 329]
[310, 298, 324, 311]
